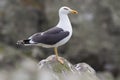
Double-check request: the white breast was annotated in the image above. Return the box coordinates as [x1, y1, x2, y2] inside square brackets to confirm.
[53, 33, 72, 47]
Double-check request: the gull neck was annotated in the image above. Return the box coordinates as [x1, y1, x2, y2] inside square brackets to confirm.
[56, 13, 72, 32]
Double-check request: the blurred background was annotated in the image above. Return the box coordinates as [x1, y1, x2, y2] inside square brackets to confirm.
[0, 0, 120, 80]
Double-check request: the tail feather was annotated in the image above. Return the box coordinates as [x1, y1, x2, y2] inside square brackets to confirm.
[17, 39, 30, 45]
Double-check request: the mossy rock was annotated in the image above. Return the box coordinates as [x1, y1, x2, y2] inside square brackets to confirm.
[38, 55, 99, 80]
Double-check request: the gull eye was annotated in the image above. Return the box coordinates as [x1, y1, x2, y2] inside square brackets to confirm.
[64, 8, 69, 10]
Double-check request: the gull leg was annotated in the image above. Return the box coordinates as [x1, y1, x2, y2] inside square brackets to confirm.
[54, 47, 64, 64]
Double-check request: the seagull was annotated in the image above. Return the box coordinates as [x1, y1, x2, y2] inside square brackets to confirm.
[17, 6, 78, 64]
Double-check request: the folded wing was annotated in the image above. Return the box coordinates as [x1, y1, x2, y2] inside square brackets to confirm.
[29, 27, 69, 45]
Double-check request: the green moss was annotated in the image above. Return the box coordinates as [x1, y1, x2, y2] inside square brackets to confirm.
[0, 45, 4, 52]
[50, 60, 71, 73]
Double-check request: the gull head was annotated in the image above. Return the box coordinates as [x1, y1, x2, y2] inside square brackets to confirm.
[59, 6, 78, 15]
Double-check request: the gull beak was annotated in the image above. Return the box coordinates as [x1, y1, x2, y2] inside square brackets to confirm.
[70, 9, 78, 14]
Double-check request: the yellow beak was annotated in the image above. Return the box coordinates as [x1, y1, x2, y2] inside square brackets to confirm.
[70, 10, 78, 14]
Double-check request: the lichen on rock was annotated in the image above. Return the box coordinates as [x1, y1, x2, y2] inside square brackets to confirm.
[38, 55, 99, 80]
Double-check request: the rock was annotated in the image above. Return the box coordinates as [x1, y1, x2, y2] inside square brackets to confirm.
[97, 72, 114, 80]
[38, 55, 99, 80]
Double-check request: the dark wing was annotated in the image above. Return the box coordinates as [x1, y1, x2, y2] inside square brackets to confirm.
[44, 27, 63, 34]
[30, 27, 69, 45]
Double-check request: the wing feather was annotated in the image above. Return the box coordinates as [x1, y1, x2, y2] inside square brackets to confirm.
[29, 27, 69, 45]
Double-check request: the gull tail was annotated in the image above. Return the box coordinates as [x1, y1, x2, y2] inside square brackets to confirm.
[16, 39, 30, 45]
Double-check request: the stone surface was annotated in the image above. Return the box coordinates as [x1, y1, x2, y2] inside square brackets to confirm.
[38, 55, 99, 80]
